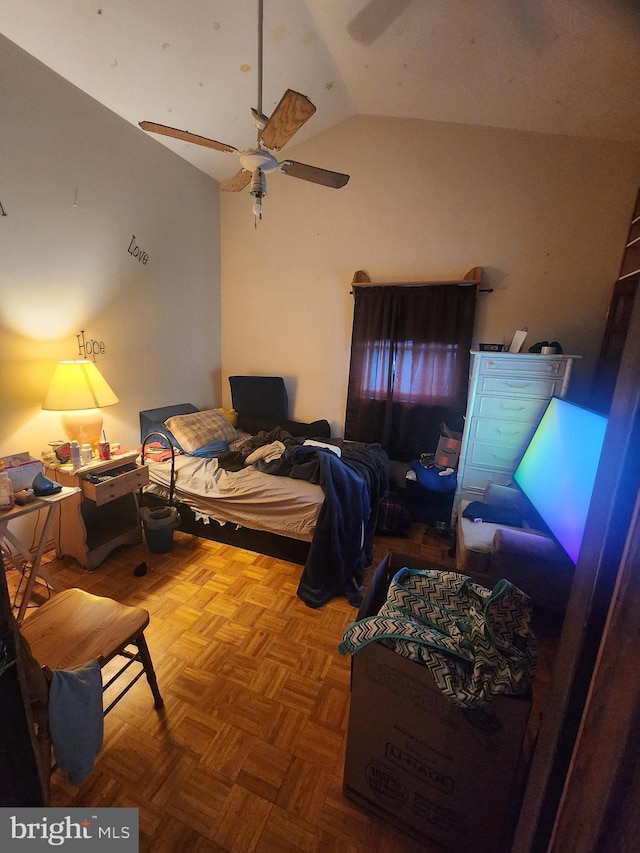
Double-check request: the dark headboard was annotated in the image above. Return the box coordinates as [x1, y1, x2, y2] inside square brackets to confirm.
[229, 376, 288, 419]
[139, 403, 198, 447]
[140, 388, 331, 443]
[229, 376, 330, 438]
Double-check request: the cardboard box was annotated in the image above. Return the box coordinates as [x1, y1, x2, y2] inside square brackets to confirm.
[1, 452, 43, 491]
[358, 552, 437, 620]
[435, 433, 462, 469]
[345, 553, 531, 853]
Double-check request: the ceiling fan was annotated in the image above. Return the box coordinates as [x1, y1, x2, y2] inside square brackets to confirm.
[139, 0, 349, 222]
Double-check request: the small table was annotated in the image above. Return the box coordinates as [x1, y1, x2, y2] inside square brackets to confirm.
[0, 487, 80, 622]
[46, 452, 148, 570]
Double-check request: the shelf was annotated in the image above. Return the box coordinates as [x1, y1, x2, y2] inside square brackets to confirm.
[626, 219, 640, 246]
[618, 269, 640, 283]
[619, 240, 640, 278]
[593, 187, 640, 413]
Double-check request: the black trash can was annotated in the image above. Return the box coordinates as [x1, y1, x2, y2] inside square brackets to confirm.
[140, 506, 180, 554]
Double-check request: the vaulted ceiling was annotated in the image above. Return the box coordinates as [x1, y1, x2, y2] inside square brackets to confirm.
[2, 0, 639, 183]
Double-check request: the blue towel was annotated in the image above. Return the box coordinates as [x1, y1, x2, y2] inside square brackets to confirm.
[189, 439, 229, 458]
[410, 460, 457, 492]
[49, 660, 104, 784]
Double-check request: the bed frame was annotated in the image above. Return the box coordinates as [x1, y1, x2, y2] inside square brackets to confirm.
[139, 491, 311, 564]
[139, 379, 327, 564]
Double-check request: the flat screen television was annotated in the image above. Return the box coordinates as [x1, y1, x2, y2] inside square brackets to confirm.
[513, 397, 609, 565]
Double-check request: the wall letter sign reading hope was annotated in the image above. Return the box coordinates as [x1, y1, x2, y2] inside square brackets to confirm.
[77, 330, 105, 362]
[127, 234, 149, 265]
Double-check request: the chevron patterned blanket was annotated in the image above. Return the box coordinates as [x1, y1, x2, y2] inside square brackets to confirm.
[338, 568, 537, 709]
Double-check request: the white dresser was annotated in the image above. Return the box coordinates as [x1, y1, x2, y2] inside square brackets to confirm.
[451, 351, 578, 524]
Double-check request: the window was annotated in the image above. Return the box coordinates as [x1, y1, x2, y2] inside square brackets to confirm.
[345, 284, 477, 460]
[360, 339, 460, 405]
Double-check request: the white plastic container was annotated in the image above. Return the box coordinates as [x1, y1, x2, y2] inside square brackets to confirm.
[70, 440, 82, 468]
[0, 471, 15, 510]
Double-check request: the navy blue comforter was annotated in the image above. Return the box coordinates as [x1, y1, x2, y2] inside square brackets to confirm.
[258, 442, 388, 608]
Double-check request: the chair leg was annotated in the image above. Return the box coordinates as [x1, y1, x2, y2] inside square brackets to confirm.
[134, 632, 164, 709]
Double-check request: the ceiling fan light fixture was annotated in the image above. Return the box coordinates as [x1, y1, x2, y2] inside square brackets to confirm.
[250, 168, 266, 222]
[249, 168, 266, 198]
[240, 149, 278, 173]
[252, 197, 264, 220]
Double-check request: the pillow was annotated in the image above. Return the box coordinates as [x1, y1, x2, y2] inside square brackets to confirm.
[235, 412, 282, 434]
[164, 409, 237, 452]
[140, 403, 199, 450]
[216, 407, 238, 428]
[190, 439, 230, 458]
[288, 419, 331, 439]
[236, 412, 331, 438]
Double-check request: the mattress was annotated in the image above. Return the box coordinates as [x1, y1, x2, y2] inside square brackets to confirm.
[144, 454, 323, 542]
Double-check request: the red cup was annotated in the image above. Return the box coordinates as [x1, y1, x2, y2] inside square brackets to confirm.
[98, 441, 111, 460]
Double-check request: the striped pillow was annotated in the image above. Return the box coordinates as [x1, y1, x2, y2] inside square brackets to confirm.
[164, 409, 237, 452]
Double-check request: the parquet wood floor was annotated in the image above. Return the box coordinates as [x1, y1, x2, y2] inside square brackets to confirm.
[9, 523, 560, 852]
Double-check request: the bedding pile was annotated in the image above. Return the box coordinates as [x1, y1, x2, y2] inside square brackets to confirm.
[253, 437, 388, 608]
[141, 405, 389, 608]
[143, 454, 323, 543]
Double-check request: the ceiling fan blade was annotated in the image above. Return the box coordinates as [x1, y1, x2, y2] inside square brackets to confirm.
[279, 160, 350, 189]
[259, 90, 316, 151]
[139, 121, 237, 153]
[220, 170, 252, 192]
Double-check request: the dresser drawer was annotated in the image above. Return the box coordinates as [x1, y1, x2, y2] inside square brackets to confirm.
[469, 416, 537, 447]
[468, 440, 523, 471]
[81, 464, 149, 506]
[475, 394, 550, 422]
[478, 355, 567, 378]
[477, 376, 562, 399]
[460, 465, 514, 493]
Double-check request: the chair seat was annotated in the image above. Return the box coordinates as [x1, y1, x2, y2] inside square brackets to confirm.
[21, 588, 150, 670]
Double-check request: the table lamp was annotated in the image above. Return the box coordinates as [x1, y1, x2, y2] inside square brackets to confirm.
[42, 360, 119, 448]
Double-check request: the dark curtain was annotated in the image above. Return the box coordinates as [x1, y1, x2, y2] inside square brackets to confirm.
[344, 284, 477, 461]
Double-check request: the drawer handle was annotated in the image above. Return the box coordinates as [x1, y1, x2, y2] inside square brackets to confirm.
[497, 428, 521, 436]
[500, 404, 526, 411]
[505, 381, 530, 388]
[492, 453, 515, 462]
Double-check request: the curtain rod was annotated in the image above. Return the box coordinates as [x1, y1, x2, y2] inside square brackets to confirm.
[349, 267, 493, 294]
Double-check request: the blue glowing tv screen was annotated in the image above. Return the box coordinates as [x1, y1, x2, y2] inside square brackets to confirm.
[513, 397, 608, 565]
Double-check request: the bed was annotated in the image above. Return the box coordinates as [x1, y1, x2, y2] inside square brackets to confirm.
[139, 378, 389, 608]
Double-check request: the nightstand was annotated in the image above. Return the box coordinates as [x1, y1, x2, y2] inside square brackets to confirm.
[46, 451, 149, 570]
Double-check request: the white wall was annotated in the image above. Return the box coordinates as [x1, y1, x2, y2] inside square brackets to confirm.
[3, 29, 640, 460]
[221, 115, 640, 435]
[0, 35, 222, 459]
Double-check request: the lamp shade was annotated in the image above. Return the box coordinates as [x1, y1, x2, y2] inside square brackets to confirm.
[42, 360, 119, 449]
[42, 360, 119, 411]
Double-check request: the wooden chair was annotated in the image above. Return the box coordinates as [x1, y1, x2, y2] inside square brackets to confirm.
[20, 588, 164, 716]
[24, 588, 164, 796]
[1, 552, 48, 805]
